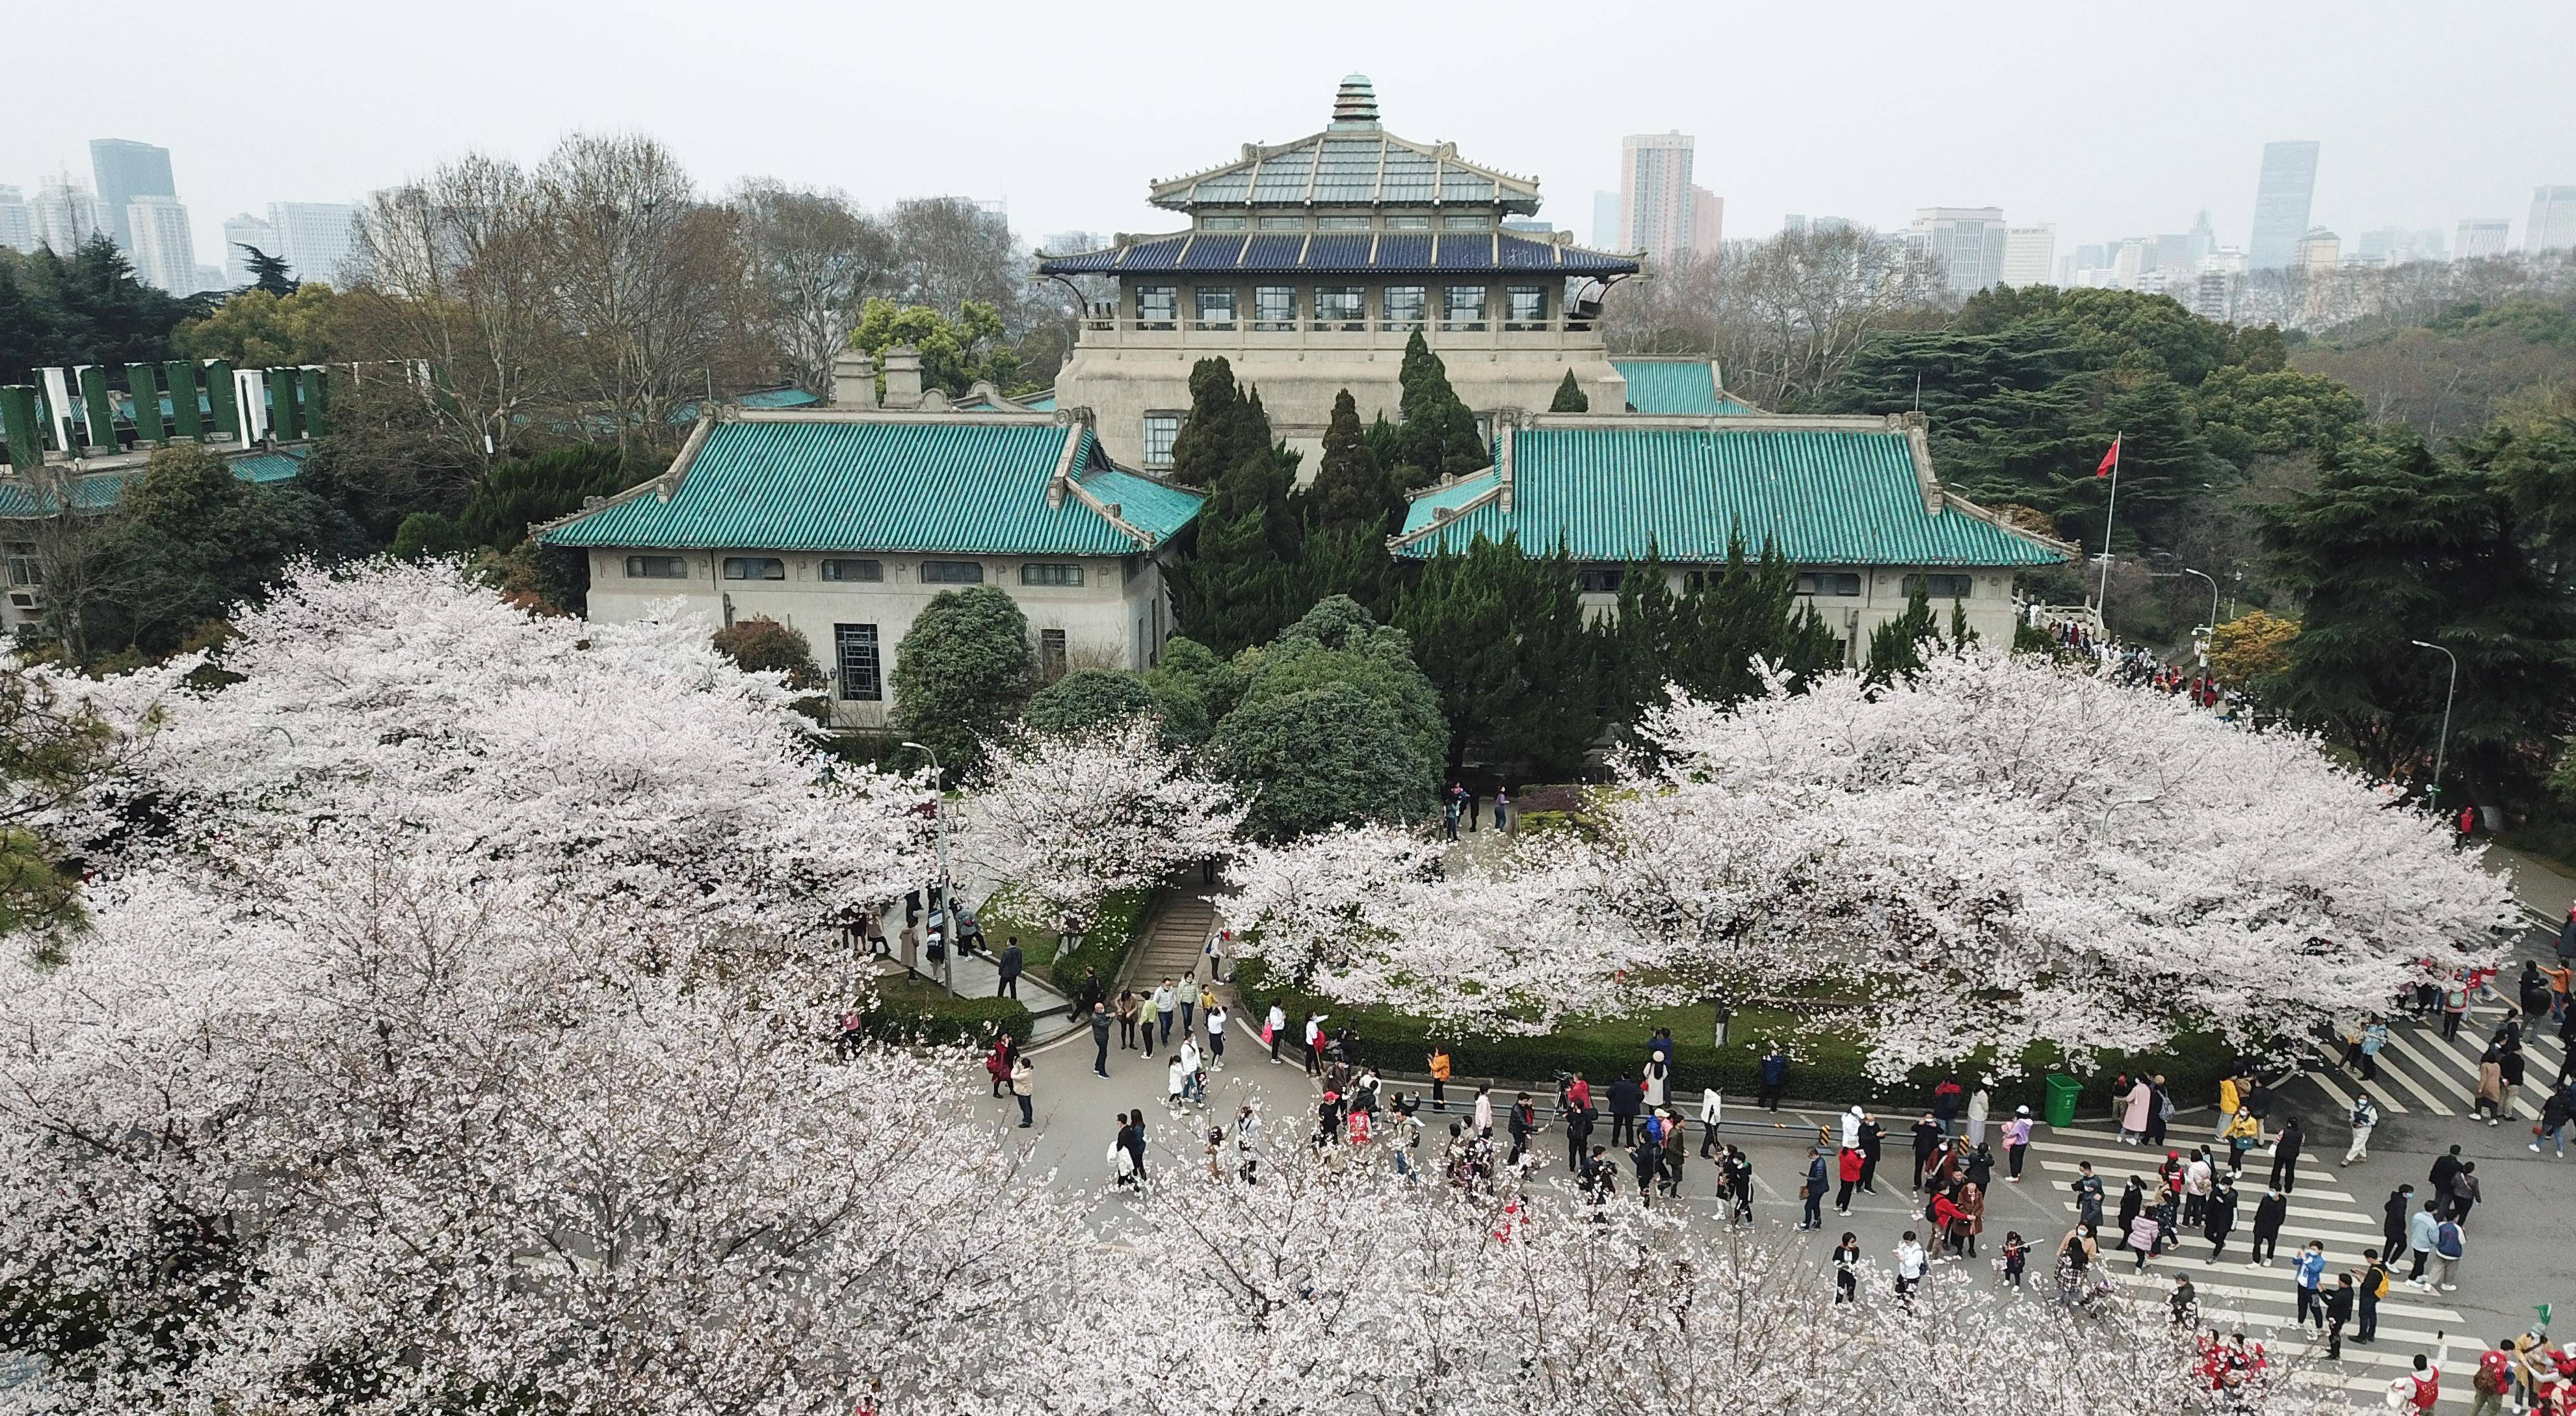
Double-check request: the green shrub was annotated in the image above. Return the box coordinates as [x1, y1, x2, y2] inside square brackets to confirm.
[862, 981, 1032, 1048]
[1233, 962, 2239, 1115]
[1045, 887, 1156, 995]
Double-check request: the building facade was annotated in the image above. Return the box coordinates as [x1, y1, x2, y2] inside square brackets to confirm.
[125, 195, 200, 293]
[268, 202, 363, 284]
[223, 213, 281, 283]
[0, 187, 29, 254]
[540, 361, 1205, 730]
[2001, 224, 2057, 287]
[1618, 131, 1695, 267]
[1689, 185, 1724, 261]
[88, 138, 174, 254]
[2248, 140, 2320, 270]
[1910, 207, 2007, 296]
[1040, 76, 1640, 473]
[2454, 218, 2512, 260]
[29, 176, 102, 255]
[1392, 412, 2070, 663]
[2529, 187, 2576, 254]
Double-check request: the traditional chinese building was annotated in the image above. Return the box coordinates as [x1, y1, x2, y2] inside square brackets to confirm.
[1040, 75, 1641, 473]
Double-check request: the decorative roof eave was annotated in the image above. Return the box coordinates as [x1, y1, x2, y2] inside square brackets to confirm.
[1145, 129, 1544, 213]
[1941, 491, 2081, 561]
[1387, 473, 1505, 553]
[1034, 229, 1641, 278]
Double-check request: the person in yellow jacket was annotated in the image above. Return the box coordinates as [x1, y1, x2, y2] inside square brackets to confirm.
[2222, 1107, 2261, 1172]
[2213, 1074, 2243, 1141]
[1427, 1045, 1453, 1113]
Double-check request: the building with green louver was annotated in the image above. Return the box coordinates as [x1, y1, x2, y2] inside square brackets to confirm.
[1391, 411, 2072, 664]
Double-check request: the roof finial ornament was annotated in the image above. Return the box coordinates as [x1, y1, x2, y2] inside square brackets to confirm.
[1330, 73, 1379, 131]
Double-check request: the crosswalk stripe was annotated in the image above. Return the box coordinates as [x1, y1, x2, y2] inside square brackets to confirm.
[2412, 1025, 2545, 1121]
[2381, 1029, 2480, 1103]
[2125, 1274, 2461, 1323]
[2300, 1062, 2359, 1112]
[2354, 1048, 2456, 1114]
[2032, 1162, 2367, 1218]
[2035, 1131, 2346, 1188]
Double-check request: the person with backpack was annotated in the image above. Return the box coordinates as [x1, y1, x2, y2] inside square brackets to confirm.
[1800, 1149, 1828, 1231]
[2442, 975, 2471, 1040]
[2345, 1093, 2378, 1164]
[2359, 1247, 2389, 1344]
[2471, 1338, 2519, 1416]
[2425, 1214, 2466, 1292]
[2267, 1115, 2305, 1193]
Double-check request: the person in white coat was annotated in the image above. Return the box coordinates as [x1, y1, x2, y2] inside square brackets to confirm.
[1841, 1105, 1865, 1151]
[1965, 1088, 1991, 1147]
[1699, 1088, 1724, 1159]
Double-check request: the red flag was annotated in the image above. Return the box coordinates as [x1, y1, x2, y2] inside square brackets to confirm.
[2095, 436, 2122, 478]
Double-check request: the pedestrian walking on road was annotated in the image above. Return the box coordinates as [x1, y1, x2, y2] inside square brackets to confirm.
[2345, 1094, 2377, 1164]
[2115, 1176, 2145, 1250]
[2449, 1160, 2481, 1226]
[2003, 1106, 2032, 1182]
[1176, 975, 1197, 1040]
[1835, 1144, 1863, 1214]
[1205, 1004, 1227, 1067]
[1426, 1044, 1451, 1111]
[2406, 1200, 2440, 1283]
[1263, 1002, 1285, 1064]
[1608, 1074, 1642, 1147]
[1725, 1146, 1755, 1224]
[2474, 1047, 2506, 1123]
[1699, 1087, 1723, 1159]
[2071, 1162, 2105, 1230]
[1999, 1231, 2028, 1288]
[2359, 1019, 2388, 1079]
[2384, 1184, 2415, 1263]
[2292, 1241, 2328, 1328]
[1089, 1003, 1111, 1078]
[2324, 1272, 2354, 1359]
[995, 938, 1023, 998]
[1800, 1149, 1827, 1230]
[1912, 1114, 1942, 1193]
[1506, 1094, 1537, 1168]
[1302, 1013, 1324, 1076]
[1139, 990, 1160, 1058]
[1832, 1233, 1860, 1302]
[1893, 1232, 1928, 1300]
[2203, 1177, 2237, 1259]
[2267, 1116, 2304, 1194]
[2248, 1186, 2287, 1265]
[1010, 1055, 1033, 1127]
[2120, 1075, 2154, 1143]
[1966, 1086, 1990, 1147]
[1858, 1113, 1886, 1192]
[1116, 989, 1139, 1050]
[1153, 978, 1177, 1049]
[2359, 1248, 2388, 1343]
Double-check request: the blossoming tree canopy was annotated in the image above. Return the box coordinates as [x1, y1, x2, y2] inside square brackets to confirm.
[1222, 653, 2516, 1075]
[77, 559, 934, 926]
[958, 715, 1246, 930]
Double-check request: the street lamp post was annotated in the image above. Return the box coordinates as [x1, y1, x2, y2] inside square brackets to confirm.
[2407, 641, 2458, 813]
[902, 741, 958, 997]
[2181, 568, 2218, 635]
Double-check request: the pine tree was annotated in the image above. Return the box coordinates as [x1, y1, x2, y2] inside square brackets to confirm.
[1549, 369, 1590, 413]
[1393, 534, 1518, 771]
[1601, 543, 1682, 728]
[1305, 389, 1397, 534]
[236, 245, 299, 297]
[1865, 580, 1940, 684]
[1166, 356, 1270, 489]
[1168, 440, 1301, 657]
[1492, 538, 1603, 778]
[1668, 537, 1843, 703]
[1393, 331, 1488, 490]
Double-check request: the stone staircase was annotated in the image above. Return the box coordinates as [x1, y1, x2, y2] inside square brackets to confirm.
[1124, 889, 1218, 991]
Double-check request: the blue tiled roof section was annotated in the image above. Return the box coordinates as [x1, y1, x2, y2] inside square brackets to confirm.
[1180, 235, 1246, 269]
[0, 446, 305, 517]
[741, 386, 822, 410]
[1395, 426, 2066, 568]
[1077, 467, 1204, 542]
[541, 421, 1203, 556]
[1038, 229, 1638, 278]
[1408, 469, 1502, 521]
[1609, 360, 1756, 416]
[231, 446, 309, 482]
[1018, 391, 1057, 411]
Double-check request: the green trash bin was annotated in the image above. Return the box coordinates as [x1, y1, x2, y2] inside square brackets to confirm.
[2043, 1073, 2083, 1129]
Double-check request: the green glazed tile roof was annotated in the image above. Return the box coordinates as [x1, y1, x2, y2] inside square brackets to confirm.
[1397, 425, 2066, 567]
[0, 446, 304, 518]
[1611, 359, 1757, 416]
[541, 419, 1202, 555]
[230, 446, 309, 482]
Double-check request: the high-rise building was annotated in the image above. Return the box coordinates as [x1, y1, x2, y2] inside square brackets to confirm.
[1594, 191, 1620, 249]
[1784, 215, 1858, 238]
[0, 185, 31, 253]
[2248, 140, 2320, 270]
[1910, 207, 2006, 296]
[2529, 187, 2576, 254]
[125, 194, 200, 293]
[2001, 224, 2056, 287]
[223, 213, 281, 283]
[267, 201, 364, 284]
[2186, 270, 2233, 322]
[1618, 131, 1696, 266]
[1690, 186, 1724, 260]
[29, 174, 103, 254]
[2454, 218, 2512, 260]
[2185, 210, 2217, 269]
[88, 138, 176, 254]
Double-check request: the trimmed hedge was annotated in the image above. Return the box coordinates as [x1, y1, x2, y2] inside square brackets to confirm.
[862, 983, 1033, 1048]
[1047, 888, 1155, 996]
[1234, 962, 2239, 1117]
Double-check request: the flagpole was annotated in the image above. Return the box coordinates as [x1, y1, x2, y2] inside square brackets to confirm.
[2095, 431, 2123, 620]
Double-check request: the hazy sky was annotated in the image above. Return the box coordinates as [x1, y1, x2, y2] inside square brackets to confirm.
[13, 0, 2574, 267]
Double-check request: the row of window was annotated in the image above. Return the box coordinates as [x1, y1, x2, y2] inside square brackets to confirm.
[1133, 283, 1547, 332]
[1572, 568, 1978, 598]
[625, 556, 1085, 588]
[828, 624, 1072, 703]
[1196, 213, 1495, 233]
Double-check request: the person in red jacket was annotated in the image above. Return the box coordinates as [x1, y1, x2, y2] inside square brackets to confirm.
[1835, 1145, 1865, 1214]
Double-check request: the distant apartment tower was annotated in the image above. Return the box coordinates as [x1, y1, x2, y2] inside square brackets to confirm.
[125, 195, 200, 293]
[88, 138, 176, 254]
[29, 175, 103, 254]
[2454, 218, 2512, 260]
[267, 201, 363, 284]
[0, 185, 30, 253]
[1618, 132, 1696, 265]
[2001, 224, 2056, 287]
[2187, 270, 2234, 322]
[1690, 187, 1724, 259]
[223, 213, 281, 283]
[1910, 207, 2007, 296]
[2529, 187, 2576, 254]
[2248, 140, 2320, 270]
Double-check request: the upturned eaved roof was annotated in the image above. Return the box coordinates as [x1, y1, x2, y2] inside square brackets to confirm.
[1392, 414, 2071, 568]
[1148, 76, 1542, 215]
[539, 412, 1203, 558]
[1610, 358, 1761, 416]
[1038, 229, 1638, 279]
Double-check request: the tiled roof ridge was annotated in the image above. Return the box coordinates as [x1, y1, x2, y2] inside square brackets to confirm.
[1147, 128, 1542, 207]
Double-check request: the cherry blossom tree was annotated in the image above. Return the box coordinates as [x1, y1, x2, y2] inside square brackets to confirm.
[1223, 653, 2518, 1075]
[956, 715, 1246, 932]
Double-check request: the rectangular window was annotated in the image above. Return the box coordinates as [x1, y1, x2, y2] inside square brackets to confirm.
[1257, 215, 1305, 230]
[921, 560, 985, 584]
[834, 623, 882, 701]
[1020, 563, 1085, 587]
[1443, 213, 1492, 230]
[1903, 573, 1975, 599]
[1195, 287, 1237, 328]
[821, 558, 883, 582]
[1254, 285, 1297, 330]
[1314, 286, 1364, 328]
[1796, 571, 1863, 597]
[1442, 285, 1488, 330]
[1506, 285, 1547, 327]
[1198, 215, 1246, 231]
[1315, 215, 1370, 231]
[1382, 285, 1427, 331]
[1384, 215, 1430, 230]
[721, 556, 785, 581]
[1040, 627, 1068, 681]
[624, 555, 687, 579]
[1135, 285, 1177, 328]
[1577, 566, 1625, 594]
[1142, 413, 1180, 467]
[5, 540, 42, 588]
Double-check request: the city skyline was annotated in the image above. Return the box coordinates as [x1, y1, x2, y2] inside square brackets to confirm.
[2, 3, 2572, 276]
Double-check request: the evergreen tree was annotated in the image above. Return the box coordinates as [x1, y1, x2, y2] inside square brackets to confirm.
[1668, 537, 1842, 702]
[1392, 331, 1488, 490]
[235, 244, 299, 296]
[1306, 389, 1398, 533]
[1601, 544, 1683, 728]
[1167, 444, 1300, 656]
[890, 585, 1034, 776]
[1549, 369, 1590, 413]
[1492, 538, 1603, 778]
[1393, 534, 1518, 771]
[1166, 356, 1270, 490]
[1864, 581, 1941, 684]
